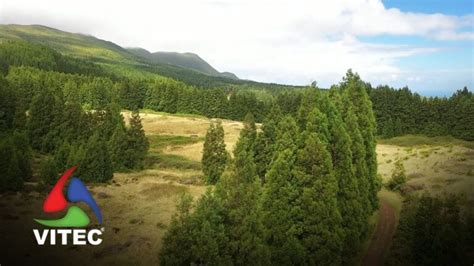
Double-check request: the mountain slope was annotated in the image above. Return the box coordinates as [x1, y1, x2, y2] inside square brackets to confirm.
[127, 48, 238, 79]
[0, 24, 300, 90]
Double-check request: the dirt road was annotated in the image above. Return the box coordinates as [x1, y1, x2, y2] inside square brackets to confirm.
[363, 199, 397, 266]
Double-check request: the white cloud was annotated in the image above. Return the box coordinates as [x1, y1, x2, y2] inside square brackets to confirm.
[0, 0, 472, 91]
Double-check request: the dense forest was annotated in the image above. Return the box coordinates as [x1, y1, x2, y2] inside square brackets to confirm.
[0, 41, 151, 190]
[370, 86, 474, 140]
[160, 71, 380, 264]
[1, 40, 472, 140]
[1, 39, 473, 190]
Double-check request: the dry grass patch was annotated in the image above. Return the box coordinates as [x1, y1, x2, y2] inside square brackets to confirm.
[141, 183, 188, 200]
[377, 143, 474, 202]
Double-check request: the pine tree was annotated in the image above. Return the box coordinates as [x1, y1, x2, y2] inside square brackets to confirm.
[11, 131, 32, 180]
[160, 191, 231, 265]
[101, 102, 126, 140]
[274, 116, 300, 153]
[124, 110, 149, 169]
[254, 106, 280, 181]
[79, 132, 113, 182]
[27, 89, 61, 151]
[202, 121, 228, 184]
[53, 140, 72, 173]
[160, 194, 194, 265]
[318, 92, 367, 260]
[0, 137, 24, 191]
[108, 124, 129, 171]
[342, 69, 380, 211]
[39, 157, 60, 185]
[261, 149, 305, 265]
[59, 100, 90, 143]
[67, 142, 86, 169]
[294, 132, 343, 265]
[0, 77, 16, 131]
[216, 132, 270, 265]
[240, 112, 257, 150]
[345, 107, 372, 216]
[388, 159, 406, 191]
[305, 107, 330, 143]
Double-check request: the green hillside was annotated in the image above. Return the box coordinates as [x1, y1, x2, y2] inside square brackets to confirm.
[127, 48, 238, 79]
[1, 24, 278, 88]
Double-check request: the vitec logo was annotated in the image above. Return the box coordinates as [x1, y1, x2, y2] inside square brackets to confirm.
[33, 166, 104, 246]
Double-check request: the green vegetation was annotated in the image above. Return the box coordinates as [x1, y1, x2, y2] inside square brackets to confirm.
[145, 134, 203, 171]
[378, 134, 474, 149]
[387, 194, 473, 265]
[148, 153, 201, 171]
[371, 86, 474, 141]
[127, 48, 238, 79]
[201, 121, 228, 184]
[160, 70, 381, 264]
[0, 24, 472, 265]
[387, 159, 407, 191]
[148, 135, 202, 151]
[0, 65, 149, 188]
[0, 24, 301, 90]
[0, 131, 31, 191]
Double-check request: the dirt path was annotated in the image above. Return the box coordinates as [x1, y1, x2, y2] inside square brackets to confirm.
[363, 199, 396, 266]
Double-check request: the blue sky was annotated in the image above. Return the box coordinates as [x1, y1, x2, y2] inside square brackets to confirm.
[366, 0, 474, 96]
[1, 0, 473, 96]
[383, 0, 473, 16]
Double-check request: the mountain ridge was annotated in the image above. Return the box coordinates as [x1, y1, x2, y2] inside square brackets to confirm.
[126, 47, 238, 80]
[0, 24, 301, 89]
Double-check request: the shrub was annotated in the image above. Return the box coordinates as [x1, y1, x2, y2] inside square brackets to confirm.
[387, 159, 406, 191]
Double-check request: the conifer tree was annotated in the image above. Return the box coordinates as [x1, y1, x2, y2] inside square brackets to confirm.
[240, 112, 257, 150]
[216, 131, 270, 265]
[274, 116, 300, 153]
[39, 157, 59, 185]
[345, 107, 372, 216]
[261, 149, 305, 265]
[0, 77, 16, 131]
[101, 102, 126, 139]
[201, 121, 228, 184]
[318, 92, 367, 259]
[294, 132, 343, 265]
[53, 140, 72, 173]
[305, 107, 330, 143]
[0, 137, 24, 191]
[388, 159, 406, 191]
[296, 88, 318, 130]
[108, 124, 129, 171]
[160, 191, 231, 265]
[59, 100, 90, 143]
[79, 132, 113, 182]
[341, 69, 380, 211]
[11, 131, 32, 180]
[27, 89, 61, 151]
[67, 142, 86, 169]
[254, 104, 282, 181]
[124, 110, 149, 169]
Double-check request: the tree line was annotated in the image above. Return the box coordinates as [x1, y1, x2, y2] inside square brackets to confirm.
[0, 73, 148, 191]
[160, 70, 381, 265]
[3, 41, 472, 141]
[369, 85, 474, 140]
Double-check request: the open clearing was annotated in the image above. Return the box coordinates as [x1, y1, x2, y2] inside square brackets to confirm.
[1, 112, 472, 265]
[377, 142, 474, 203]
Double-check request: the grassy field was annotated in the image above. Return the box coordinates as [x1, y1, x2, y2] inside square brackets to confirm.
[378, 134, 474, 149]
[1, 113, 473, 265]
[378, 135, 474, 204]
